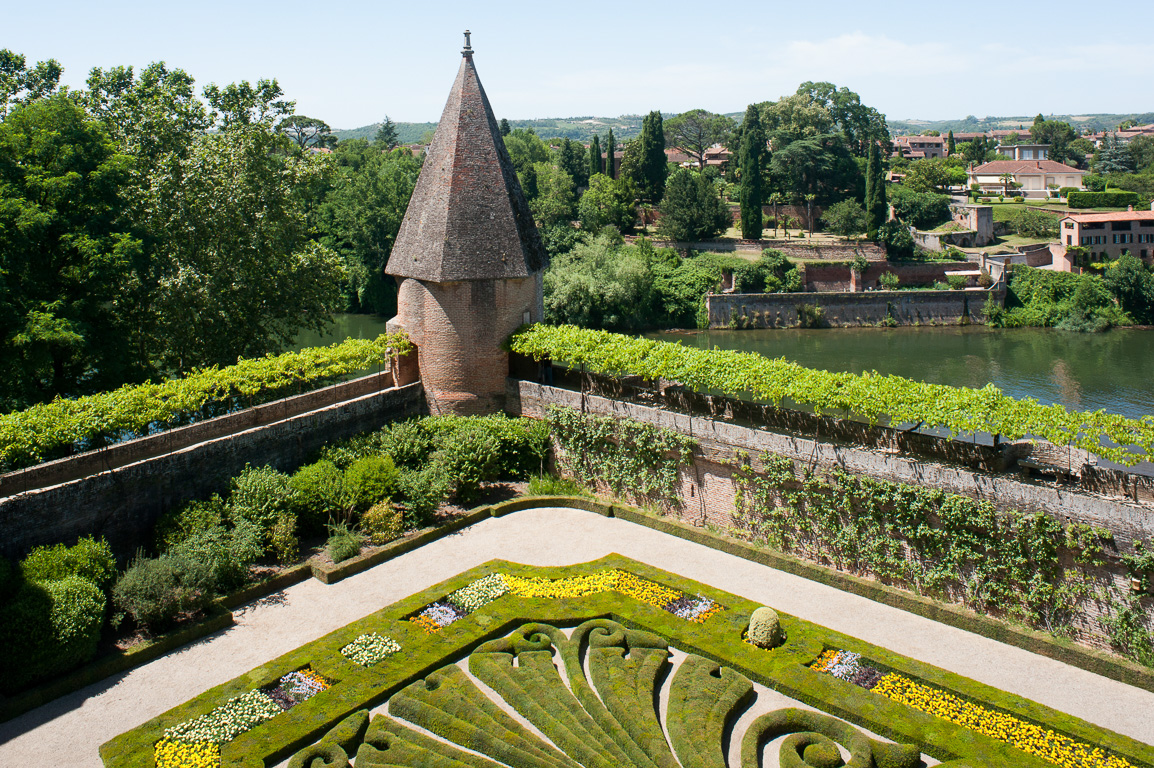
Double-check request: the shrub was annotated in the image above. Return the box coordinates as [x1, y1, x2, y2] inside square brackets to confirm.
[289, 460, 348, 533]
[394, 466, 451, 527]
[430, 422, 500, 504]
[1004, 208, 1059, 238]
[112, 552, 214, 630]
[877, 220, 914, 259]
[361, 500, 404, 545]
[888, 186, 951, 230]
[947, 274, 967, 290]
[344, 455, 399, 512]
[269, 514, 300, 566]
[20, 535, 117, 591]
[748, 606, 783, 648]
[527, 474, 591, 497]
[229, 465, 295, 542]
[168, 520, 264, 593]
[1059, 186, 1078, 198]
[378, 419, 437, 467]
[0, 576, 105, 693]
[326, 524, 363, 564]
[1067, 190, 1140, 209]
[1013, 196, 1024, 203]
[878, 272, 900, 290]
[153, 496, 227, 552]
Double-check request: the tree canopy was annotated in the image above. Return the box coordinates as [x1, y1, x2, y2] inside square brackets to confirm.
[665, 109, 733, 170]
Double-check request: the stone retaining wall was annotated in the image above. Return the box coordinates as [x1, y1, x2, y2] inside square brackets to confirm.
[0, 370, 397, 499]
[705, 288, 1001, 328]
[0, 383, 424, 560]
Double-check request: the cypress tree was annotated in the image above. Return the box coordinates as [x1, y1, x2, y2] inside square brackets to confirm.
[739, 105, 765, 241]
[499, 118, 511, 136]
[605, 128, 616, 179]
[589, 134, 603, 177]
[640, 111, 667, 203]
[947, 129, 956, 155]
[865, 142, 887, 238]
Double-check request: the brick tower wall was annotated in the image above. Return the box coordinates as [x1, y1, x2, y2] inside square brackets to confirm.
[388, 274, 543, 415]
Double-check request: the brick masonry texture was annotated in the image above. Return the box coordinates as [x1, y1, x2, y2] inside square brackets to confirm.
[385, 52, 546, 282]
[802, 261, 971, 292]
[389, 275, 542, 415]
[706, 289, 1002, 328]
[0, 383, 424, 561]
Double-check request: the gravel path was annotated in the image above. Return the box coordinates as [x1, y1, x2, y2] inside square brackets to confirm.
[3, 506, 1151, 766]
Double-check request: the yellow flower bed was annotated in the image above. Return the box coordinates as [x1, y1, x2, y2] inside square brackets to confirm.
[154, 738, 220, 768]
[873, 673, 1134, 768]
[503, 570, 621, 599]
[613, 571, 682, 608]
[410, 615, 441, 634]
[810, 649, 840, 674]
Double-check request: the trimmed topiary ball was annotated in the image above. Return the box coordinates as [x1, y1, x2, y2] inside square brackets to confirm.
[802, 740, 844, 768]
[748, 606, 783, 649]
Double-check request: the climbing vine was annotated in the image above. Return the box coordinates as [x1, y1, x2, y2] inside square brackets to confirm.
[731, 452, 1120, 640]
[546, 406, 694, 510]
[510, 324, 1154, 466]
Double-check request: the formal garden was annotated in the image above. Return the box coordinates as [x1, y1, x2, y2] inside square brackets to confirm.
[98, 556, 1154, 768]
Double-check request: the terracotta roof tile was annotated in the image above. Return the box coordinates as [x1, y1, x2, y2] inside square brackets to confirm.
[1063, 211, 1154, 223]
[387, 52, 546, 282]
[970, 160, 1085, 175]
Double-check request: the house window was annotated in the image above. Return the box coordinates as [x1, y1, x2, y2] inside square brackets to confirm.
[1023, 149, 1033, 159]
[1113, 221, 1132, 231]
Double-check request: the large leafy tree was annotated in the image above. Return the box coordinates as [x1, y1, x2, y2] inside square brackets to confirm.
[280, 114, 336, 151]
[0, 49, 62, 119]
[141, 124, 343, 371]
[769, 133, 859, 204]
[1029, 118, 1077, 164]
[529, 162, 577, 226]
[0, 95, 140, 407]
[318, 141, 421, 314]
[665, 109, 733, 170]
[739, 105, 765, 240]
[657, 168, 731, 242]
[578, 174, 636, 233]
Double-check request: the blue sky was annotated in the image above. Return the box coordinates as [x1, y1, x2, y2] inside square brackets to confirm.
[9, 0, 1154, 128]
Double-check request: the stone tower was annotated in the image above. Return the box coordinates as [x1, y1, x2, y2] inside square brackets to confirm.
[386, 33, 547, 416]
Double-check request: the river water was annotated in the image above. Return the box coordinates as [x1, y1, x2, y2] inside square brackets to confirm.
[652, 326, 1154, 422]
[297, 315, 1154, 422]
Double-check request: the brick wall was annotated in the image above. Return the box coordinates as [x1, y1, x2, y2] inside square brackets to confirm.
[803, 261, 972, 292]
[389, 274, 542, 415]
[507, 379, 1154, 650]
[0, 370, 396, 499]
[0, 383, 424, 561]
[706, 288, 1002, 328]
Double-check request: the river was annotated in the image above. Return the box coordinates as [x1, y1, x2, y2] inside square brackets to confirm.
[297, 315, 1153, 422]
[652, 326, 1154, 422]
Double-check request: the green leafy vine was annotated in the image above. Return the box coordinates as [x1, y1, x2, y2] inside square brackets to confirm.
[546, 405, 693, 510]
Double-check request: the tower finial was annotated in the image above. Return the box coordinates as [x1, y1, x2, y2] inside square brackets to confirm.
[462, 30, 472, 56]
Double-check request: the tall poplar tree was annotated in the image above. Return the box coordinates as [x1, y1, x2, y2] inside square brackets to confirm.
[605, 128, 616, 179]
[589, 134, 603, 177]
[639, 111, 667, 202]
[739, 104, 765, 240]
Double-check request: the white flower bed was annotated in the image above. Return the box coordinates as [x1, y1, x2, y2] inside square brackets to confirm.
[341, 633, 402, 666]
[163, 690, 282, 744]
[447, 573, 509, 613]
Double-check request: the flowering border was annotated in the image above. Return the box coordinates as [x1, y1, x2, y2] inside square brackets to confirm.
[406, 569, 722, 632]
[812, 649, 1134, 768]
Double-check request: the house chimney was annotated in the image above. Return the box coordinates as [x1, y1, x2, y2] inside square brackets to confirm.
[1128, 205, 1134, 212]
[1036, 161, 1041, 169]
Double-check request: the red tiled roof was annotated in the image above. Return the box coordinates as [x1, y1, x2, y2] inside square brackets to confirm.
[971, 160, 1084, 175]
[1062, 211, 1154, 223]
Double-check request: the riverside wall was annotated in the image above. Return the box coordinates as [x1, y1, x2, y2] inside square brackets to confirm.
[0, 383, 424, 560]
[705, 288, 1002, 328]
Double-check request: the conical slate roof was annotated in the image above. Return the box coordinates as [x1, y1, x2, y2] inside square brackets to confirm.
[386, 49, 547, 282]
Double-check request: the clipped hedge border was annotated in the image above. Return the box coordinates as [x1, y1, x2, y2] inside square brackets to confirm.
[9, 494, 1153, 731]
[99, 554, 1154, 768]
[0, 566, 312, 724]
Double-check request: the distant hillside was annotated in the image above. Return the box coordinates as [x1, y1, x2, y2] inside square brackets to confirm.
[333, 115, 647, 145]
[889, 113, 1154, 136]
[334, 111, 1154, 146]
